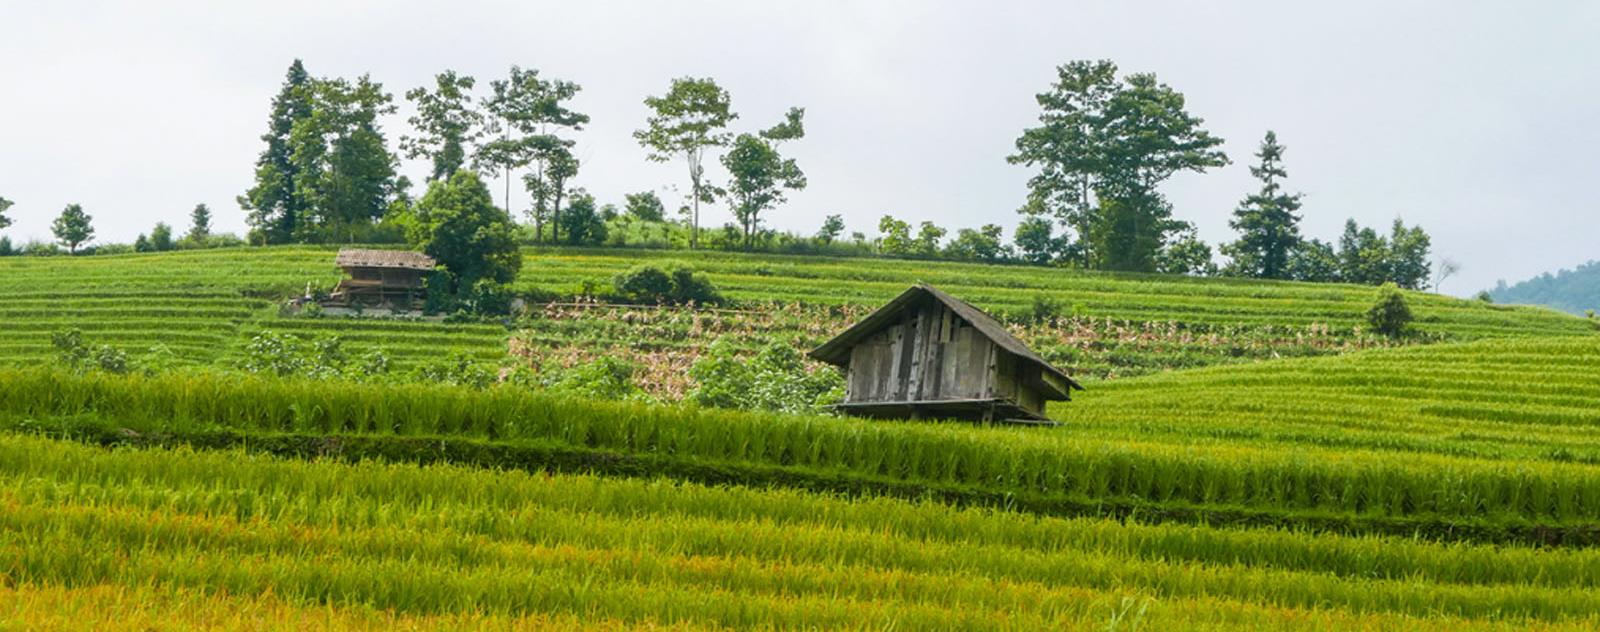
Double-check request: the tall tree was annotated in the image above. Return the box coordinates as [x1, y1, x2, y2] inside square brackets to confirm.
[1009, 60, 1119, 266]
[186, 203, 212, 242]
[289, 75, 401, 242]
[402, 71, 483, 183]
[1387, 219, 1432, 290]
[721, 108, 807, 249]
[1090, 74, 1228, 271]
[1337, 219, 1389, 285]
[816, 214, 844, 244]
[1223, 131, 1303, 279]
[624, 191, 666, 222]
[635, 77, 737, 249]
[51, 203, 94, 254]
[406, 170, 521, 295]
[150, 222, 175, 252]
[1013, 216, 1063, 265]
[539, 149, 579, 243]
[478, 66, 587, 235]
[0, 196, 13, 232]
[239, 60, 314, 244]
[1010, 62, 1227, 272]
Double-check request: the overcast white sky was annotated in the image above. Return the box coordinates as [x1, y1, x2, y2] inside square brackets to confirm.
[1, 1, 1596, 293]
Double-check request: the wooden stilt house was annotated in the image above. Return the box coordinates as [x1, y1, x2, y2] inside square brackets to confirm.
[808, 283, 1083, 423]
[326, 248, 436, 308]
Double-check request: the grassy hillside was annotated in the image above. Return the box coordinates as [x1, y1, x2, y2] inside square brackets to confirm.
[5, 246, 1600, 629]
[0, 246, 1587, 378]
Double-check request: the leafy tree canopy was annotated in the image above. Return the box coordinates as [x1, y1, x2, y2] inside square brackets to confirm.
[407, 170, 521, 294]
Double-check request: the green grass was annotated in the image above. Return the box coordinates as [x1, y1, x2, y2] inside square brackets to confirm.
[0, 246, 1587, 378]
[3, 433, 1599, 630]
[7, 334, 1600, 542]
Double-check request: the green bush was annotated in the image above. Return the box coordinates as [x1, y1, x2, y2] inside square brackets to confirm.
[544, 357, 648, 401]
[688, 339, 843, 414]
[51, 328, 133, 374]
[239, 331, 389, 381]
[611, 262, 722, 305]
[1366, 283, 1414, 338]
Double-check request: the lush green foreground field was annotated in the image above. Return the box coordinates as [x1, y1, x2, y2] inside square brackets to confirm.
[2, 246, 1598, 629]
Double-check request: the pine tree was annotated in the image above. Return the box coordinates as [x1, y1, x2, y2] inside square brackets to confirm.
[187, 203, 212, 242]
[239, 60, 314, 244]
[1224, 131, 1303, 279]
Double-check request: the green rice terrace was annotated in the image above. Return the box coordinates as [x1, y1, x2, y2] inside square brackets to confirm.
[3, 246, 1600, 629]
[0, 246, 1586, 378]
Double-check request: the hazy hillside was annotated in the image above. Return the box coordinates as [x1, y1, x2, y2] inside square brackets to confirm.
[1490, 260, 1600, 315]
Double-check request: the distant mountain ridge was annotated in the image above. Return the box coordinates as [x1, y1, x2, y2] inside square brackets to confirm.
[1489, 260, 1600, 315]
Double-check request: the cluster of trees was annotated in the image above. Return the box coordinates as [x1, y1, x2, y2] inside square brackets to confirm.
[238, 61, 809, 256]
[1005, 60, 1437, 289]
[3, 57, 1444, 295]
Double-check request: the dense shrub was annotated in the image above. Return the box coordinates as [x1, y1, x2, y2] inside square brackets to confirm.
[1366, 283, 1414, 338]
[544, 357, 648, 401]
[611, 262, 722, 305]
[688, 339, 843, 414]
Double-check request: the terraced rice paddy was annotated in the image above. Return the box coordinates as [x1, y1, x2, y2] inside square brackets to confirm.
[0, 246, 1585, 377]
[2, 434, 1598, 630]
[3, 246, 1598, 629]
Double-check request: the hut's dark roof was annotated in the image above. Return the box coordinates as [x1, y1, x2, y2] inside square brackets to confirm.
[808, 283, 1083, 391]
[334, 248, 436, 271]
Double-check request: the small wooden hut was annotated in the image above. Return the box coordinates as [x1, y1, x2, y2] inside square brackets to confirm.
[808, 283, 1082, 423]
[326, 248, 436, 307]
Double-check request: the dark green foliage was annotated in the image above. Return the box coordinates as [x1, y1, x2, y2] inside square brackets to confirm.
[133, 234, 151, 253]
[1367, 283, 1414, 338]
[723, 109, 806, 249]
[943, 224, 1008, 262]
[1224, 131, 1303, 279]
[913, 221, 946, 257]
[1337, 219, 1433, 289]
[611, 261, 721, 305]
[240, 60, 315, 244]
[50, 203, 94, 254]
[1010, 60, 1228, 272]
[816, 214, 845, 244]
[1158, 229, 1216, 276]
[0, 196, 12, 231]
[149, 222, 175, 252]
[1030, 294, 1064, 322]
[1475, 290, 1495, 304]
[186, 204, 212, 242]
[624, 191, 666, 222]
[407, 170, 521, 297]
[291, 75, 402, 242]
[1013, 216, 1065, 265]
[557, 192, 607, 246]
[687, 339, 843, 414]
[1287, 239, 1340, 283]
[401, 71, 482, 182]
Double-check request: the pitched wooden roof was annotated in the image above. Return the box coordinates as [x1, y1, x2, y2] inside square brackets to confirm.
[809, 283, 1083, 391]
[334, 248, 436, 271]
